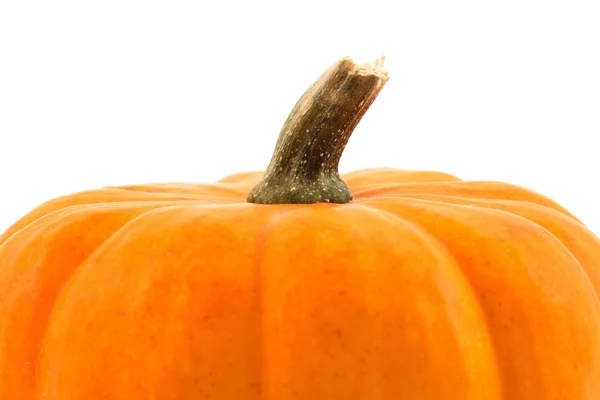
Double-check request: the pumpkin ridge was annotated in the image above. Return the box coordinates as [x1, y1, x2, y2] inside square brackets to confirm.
[0, 189, 222, 247]
[351, 202, 504, 397]
[361, 196, 589, 283]
[352, 181, 579, 222]
[250, 206, 307, 398]
[357, 193, 580, 230]
[107, 182, 248, 199]
[0, 204, 78, 252]
[0, 202, 173, 399]
[259, 204, 502, 398]
[342, 168, 462, 192]
[218, 171, 264, 182]
[35, 203, 274, 398]
[33, 204, 196, 397]
[358, 196, 600, 398]
[380, 193, 600, 299]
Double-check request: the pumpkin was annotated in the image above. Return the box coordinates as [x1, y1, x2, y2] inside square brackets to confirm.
[1, 56, 599, 400]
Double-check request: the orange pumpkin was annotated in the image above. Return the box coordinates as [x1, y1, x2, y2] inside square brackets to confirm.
[1, 57, 599, 400]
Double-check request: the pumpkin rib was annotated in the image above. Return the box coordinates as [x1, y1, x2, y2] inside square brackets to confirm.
[352, 181, 579, 222]
[351, 201, 503, 396]
[342, 168, 462, 193]
[0, 204, 79, 252]
[104, 186, 240, 199]
[363, 193, 600, 299]
[36, 203, 277, 399]
[352, 203, 506, 397]
[0, 201, 179, 399]
[0, 189, 229, 247]
[107, 183, 248, 198]
[215, 172, 266, 196]
[359, 196, 596, 301]
[0, 188, 245, 245]
[217, 171, 264, 185]
[257, 204, 502, 399]
[342, 167, 461, 180]
[357, 196, 600, 399]
[251, 205, 319, 399]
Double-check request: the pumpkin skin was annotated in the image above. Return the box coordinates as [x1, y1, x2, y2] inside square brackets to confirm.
[1, 168, 600, 399]
[2, 57, 600, 399]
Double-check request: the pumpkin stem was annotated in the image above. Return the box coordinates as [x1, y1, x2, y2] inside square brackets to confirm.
[247, 56, 389, 204]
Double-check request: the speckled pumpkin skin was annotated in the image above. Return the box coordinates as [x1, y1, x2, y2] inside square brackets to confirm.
[1, 168, 599, 399]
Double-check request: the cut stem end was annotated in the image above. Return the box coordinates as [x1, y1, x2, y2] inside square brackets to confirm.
[247, 56, 389, 204]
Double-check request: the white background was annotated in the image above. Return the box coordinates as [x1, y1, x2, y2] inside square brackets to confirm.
[0, 1, 598, 234]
